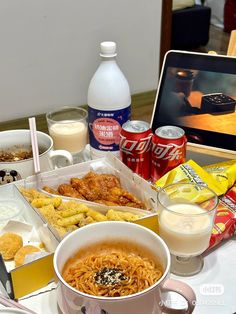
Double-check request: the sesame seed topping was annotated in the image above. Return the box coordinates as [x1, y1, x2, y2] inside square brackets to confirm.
[94, 267, 128, 286]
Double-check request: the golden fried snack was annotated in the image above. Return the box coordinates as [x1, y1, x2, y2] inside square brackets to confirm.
[87, 209, 107, 222]
[40, 172, 146, 209]
[106, 209, 141, 222]
[20, 187, 145, 238]
[38, 204, 68, 236]
[78, 216, 95, 227]
[20, 188, 48, 203]
[38, 204, 60, 224]
[31, 197, 62, 209]
[57, 213, 85, 227]
[57, 184, 85, 199]
[71, 177, 100, 201]
[58, 201, 88, 210]
[70, 172, 121, 201]
[65, 225, 78, 233]
[43, 186, 60, 195]
[0, 233, 23, 260]
[14, 245, 40, 267]
[104, 187, 145, 209]
[58, 202, 88, 217]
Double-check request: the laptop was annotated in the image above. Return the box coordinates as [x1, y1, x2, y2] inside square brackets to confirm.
[151, 50, 236, 157]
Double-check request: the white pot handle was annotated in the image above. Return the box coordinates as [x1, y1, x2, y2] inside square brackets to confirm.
[48, 149, 73, 168]
[160, 278, 196, 314]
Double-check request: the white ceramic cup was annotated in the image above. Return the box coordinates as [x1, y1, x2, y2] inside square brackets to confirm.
[54, 221, 196, 314]
[0, 129, 73, 183]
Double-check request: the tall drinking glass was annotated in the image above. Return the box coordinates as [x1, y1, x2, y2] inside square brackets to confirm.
[46, 106, 88, 163]
[157, 183, 218, 276]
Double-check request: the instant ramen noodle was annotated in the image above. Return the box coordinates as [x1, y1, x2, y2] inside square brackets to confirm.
[62, 240, 163, 297]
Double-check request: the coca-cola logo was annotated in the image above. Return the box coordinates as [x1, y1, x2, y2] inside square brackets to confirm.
[120, 134, 152, 155]
[152, 142, 185, 160]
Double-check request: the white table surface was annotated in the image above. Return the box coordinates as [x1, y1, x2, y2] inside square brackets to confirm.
[3, 236, 233, 314]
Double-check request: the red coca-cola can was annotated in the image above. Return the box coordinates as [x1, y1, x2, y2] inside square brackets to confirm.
[151, 125, 187, 182]
[119, 120, 153, 180]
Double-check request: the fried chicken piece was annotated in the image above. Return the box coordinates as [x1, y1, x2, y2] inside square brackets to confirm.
[104, 187, 146, 209]
[71, 172, 121, 201]
[37, 172, 145, 210]
[58, 184, 85, 199]
[70, 177, 99, 201]
[43, 186, 60, 195]
[83, 172, 121, 189]
[70, 172, 144, 209]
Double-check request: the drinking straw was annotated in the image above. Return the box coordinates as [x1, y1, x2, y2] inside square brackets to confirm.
[227, 30, 236, 56]
[28, 117, 40, 174]
[0, 294, 37, 313]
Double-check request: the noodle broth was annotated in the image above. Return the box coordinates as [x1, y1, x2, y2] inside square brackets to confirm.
[62, 240, 163, 298]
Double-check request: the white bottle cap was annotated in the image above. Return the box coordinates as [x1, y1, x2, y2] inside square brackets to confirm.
[100, 41, 117, 57]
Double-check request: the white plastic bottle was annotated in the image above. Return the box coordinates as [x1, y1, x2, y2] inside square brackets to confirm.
[87, 41, 131, 159]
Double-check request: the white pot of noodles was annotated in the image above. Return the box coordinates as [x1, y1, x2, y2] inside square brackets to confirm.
[53, 221, 196, 314]
[0, 129, 73, 183]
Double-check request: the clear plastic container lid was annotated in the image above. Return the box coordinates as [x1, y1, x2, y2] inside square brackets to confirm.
[0, 199, 23, 229]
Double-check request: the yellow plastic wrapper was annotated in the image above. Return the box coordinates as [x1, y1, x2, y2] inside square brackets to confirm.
[155, 159, 225, 198]
[204, 159, 236, 194]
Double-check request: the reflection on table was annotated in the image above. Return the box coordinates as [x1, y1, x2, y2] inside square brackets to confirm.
[180, 110, 236, 135]
[179, 90, 236, 136]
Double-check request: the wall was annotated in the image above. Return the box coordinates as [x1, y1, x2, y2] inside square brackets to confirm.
[0, 0, 162, 122]
[195, 0, 224, 28]
[205, 0, 224, 28]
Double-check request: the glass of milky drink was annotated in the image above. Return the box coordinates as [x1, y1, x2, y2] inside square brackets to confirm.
[157, 182, 218, 276]
[46, 107, 88, 162]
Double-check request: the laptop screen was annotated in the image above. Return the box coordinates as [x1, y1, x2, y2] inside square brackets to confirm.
[151, 51, 236, 151]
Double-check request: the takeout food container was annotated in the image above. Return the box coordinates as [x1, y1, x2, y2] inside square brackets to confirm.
[0, 154, 159, 299]
[16, 154, 159, 239]
[23, 153, 157, 211]
[0, 184, 59, 299]
[18, 188, 156, 242]
[5, 150, 234, 301]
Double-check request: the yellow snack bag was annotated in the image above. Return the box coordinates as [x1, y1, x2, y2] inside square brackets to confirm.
[204, 159, 236, 193]
[155, 159, 225, 197]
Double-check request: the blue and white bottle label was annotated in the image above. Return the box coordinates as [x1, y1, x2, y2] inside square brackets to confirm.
[88, 106, 131, 151]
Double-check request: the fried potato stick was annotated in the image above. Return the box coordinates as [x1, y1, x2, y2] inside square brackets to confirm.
[58, 202, 89, 217]
[87, 209, 107, 222]
[57, 213, 85, 226]
[31, 197, 62, 208]
[106, 209, 141, 222]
